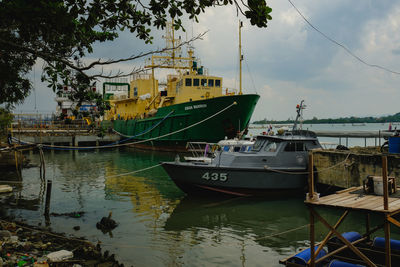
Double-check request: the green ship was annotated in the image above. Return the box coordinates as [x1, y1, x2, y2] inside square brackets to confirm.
[102, 21, 259, 151]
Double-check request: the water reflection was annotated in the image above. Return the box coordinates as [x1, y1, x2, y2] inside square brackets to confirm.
[2, 149, 392, 266]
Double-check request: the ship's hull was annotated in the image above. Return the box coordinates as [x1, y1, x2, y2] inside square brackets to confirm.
[105, 94, 259, 151]
[162, 162, 308, 197]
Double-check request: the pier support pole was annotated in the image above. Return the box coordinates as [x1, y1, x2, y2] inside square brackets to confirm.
[382, 155, 391, 267]
[308, 152, 315, 199]
[382, 156, 389, 210]
[385, 214, 392, 267]
[44, 180, 52, 217]
[309, 207, 315, 267]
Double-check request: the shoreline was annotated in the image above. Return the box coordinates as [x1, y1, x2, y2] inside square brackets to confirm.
[0, 217, 124, 266]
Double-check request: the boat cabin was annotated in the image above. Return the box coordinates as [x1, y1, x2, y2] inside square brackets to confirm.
[215, 130, 322, 169]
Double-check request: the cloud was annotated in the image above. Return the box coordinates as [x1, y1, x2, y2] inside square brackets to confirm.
[16, 0, 400, 122]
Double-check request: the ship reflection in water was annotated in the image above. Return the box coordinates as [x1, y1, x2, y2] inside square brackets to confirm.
[0, 149, 379, 267]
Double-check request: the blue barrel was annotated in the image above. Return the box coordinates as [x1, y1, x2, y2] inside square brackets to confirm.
[373, 237, 400, 250]
[328, 259, 365, 267]
[389, 136, 400, 153]
[288, 246, 327, 266]
[330, 232, 362, 243]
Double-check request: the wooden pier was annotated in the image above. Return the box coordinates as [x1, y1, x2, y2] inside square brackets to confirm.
[281, 154, 400, 267]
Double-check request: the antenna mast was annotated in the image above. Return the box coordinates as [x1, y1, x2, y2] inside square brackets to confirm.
[239, 20, 243, 95]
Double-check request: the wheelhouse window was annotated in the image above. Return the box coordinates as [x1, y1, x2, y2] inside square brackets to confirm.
[263, 140, 279, 152]
[284, 142, 305, 152]
[193, 78, 199, 86]
[201, 78, 207, 86]
[208, 79, 214, 87]
[215, 79, 221, 87]
[185, 78, 192, 86]
[296, 142, 305, 151]
[251, 139, 266, 152]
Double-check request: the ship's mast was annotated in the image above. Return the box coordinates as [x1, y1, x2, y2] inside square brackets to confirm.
[145, 20, 195, 108]
[293, 100, 306, 131]
[239, 20, 243, 95]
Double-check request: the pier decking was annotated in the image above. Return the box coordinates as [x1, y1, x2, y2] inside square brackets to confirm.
[281, 155, 400, 267]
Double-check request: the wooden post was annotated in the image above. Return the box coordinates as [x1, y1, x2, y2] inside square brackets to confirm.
[310, 207, 315, 267]
[44, 180, 52, 216]
[366, 213, 371, 241]
[385, 214, 392, 267]
[382, 156, 389, 210]
[308, 151, 315, 199]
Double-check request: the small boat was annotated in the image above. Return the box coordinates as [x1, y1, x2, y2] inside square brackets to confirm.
[162, 101, 322, 196]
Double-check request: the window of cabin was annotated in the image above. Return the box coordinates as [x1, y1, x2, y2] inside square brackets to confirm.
[251, 139, 266, 152]
[201, 79, 207, 86]
[185, 78, 192, 86]
[215, 79, 221, 87]
[296, 142, 305, 151]
[263, 140, 279, 152]
[134, 87, 138, 96]
[284, 142, 296, 152]
[193, 78, 199, 87]
[208, 79, 214, 87]
[284, 142, 305, 152]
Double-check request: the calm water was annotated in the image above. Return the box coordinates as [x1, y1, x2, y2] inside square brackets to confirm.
[1, 123, 397, 266]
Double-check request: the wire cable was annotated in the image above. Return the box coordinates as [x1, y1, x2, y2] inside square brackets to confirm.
[288, 0, 400, 75]
[11, 102, 237, 150]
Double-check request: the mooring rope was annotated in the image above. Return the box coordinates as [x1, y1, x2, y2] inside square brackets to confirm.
[11, 102, 237, 151]
[111, 110, 175, 139]
[100, 163, 164, 179]
[263, 152, 352, 175]
[254, 223, 310, 241]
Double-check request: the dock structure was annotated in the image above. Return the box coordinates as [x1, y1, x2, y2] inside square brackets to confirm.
[282, 154, 400, 267]
[250, 125, 393, 147]
[314, 130, 392, 147]
[12, 132, 120, 147]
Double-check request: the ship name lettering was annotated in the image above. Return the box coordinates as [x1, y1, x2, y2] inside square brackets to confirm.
[193, 104, 207, 109]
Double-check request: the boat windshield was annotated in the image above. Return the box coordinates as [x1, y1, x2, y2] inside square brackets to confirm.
[251, 139, 266, 151]
[263, 140, 280, 152]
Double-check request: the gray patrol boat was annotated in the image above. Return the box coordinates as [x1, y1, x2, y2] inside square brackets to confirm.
[162, 101, 322, 196]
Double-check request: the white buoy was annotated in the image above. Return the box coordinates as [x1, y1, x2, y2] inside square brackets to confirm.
[0, 185, 12, 193]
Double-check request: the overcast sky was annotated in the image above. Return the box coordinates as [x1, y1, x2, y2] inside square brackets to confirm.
[16, 0, 400, 121]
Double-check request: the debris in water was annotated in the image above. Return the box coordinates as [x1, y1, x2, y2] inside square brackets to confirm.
[96, 211, 118, 232]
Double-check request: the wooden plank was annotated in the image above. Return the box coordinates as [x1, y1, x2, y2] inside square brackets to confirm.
[373, 199, 400, 212]
[349, 195, 379, 208]
[388, 201, 400, 213]
[335, 186, 361, 194]
[356, 196, 400, 211]
[356, 199, 385, 210]
[321, 194, 359, 206]
[336, 195, 374, 206]
[313, 191, 353, 202]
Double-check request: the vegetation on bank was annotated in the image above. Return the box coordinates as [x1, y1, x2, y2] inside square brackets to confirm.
[0, 108, 12, 141]
[253, 112, 400, 124]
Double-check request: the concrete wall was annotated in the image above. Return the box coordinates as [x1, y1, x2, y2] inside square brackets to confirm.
[314, 149, 400, 188]
[14, 134, 120, 147]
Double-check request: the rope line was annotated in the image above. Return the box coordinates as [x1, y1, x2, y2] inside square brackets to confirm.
[255, 224, 310, 241]
[287, 0, 400, 75]
[264, 152, 351, 175]
[11, 102, 237, 150]
[101, 163, 164, 179]
[110, 110, 174, 139]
